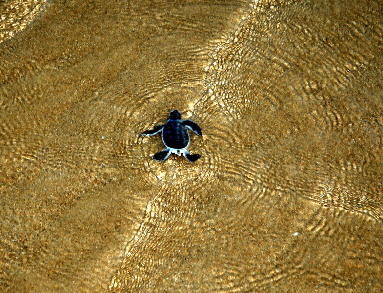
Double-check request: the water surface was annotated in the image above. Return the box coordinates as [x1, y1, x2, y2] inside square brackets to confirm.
[1, 0, 382, 292]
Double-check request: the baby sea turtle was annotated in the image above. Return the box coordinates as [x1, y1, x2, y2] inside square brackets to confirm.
[139, 110, 202, 162]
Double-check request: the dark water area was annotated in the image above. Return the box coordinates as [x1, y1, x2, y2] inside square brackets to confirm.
[1, 0, 383, 292]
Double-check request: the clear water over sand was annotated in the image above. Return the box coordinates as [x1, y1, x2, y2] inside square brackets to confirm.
[1, 0, 383, 292]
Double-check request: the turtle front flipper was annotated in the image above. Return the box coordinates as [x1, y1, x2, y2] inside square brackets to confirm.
[139, 125, 164, 136]
[153, 149, 171, 161]
[182, 120, 202, 136]
[184, 152, 201, 162]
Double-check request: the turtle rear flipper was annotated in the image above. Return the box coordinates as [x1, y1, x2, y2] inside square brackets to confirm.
[153, 149, 171, 161]
[184, 153, 201, 162]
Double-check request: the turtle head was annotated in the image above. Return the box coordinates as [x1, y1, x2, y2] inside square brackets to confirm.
[169, 110, 181, 120]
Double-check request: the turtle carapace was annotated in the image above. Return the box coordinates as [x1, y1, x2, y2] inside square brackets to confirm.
[139, 110, 202, 162]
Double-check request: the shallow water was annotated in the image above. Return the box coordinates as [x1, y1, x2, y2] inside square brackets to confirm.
[1, 0, 383, 292]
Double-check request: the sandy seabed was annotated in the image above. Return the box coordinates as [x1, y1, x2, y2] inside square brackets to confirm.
[1, 0, 383, 292]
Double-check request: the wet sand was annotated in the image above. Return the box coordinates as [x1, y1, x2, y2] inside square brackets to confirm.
[1, 0, 383, 292]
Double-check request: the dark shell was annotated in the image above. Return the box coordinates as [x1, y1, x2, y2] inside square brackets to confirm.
[162, 120, 189, 149]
